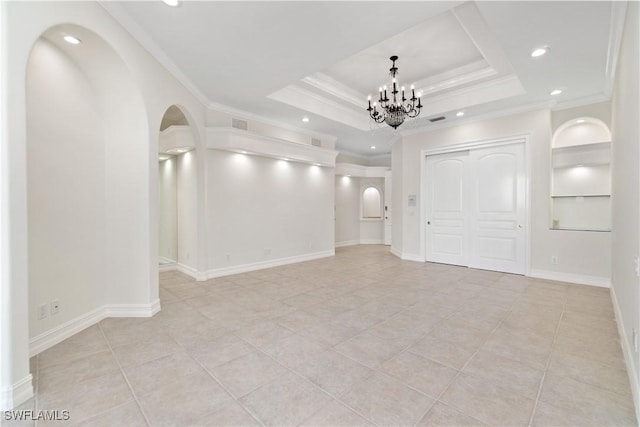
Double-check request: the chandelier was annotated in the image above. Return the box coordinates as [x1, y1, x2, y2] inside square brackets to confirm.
[366, 55, 422, 129]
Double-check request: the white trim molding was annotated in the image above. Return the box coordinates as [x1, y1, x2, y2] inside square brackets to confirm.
[175, 263, 207, 281]
[359, 239, 385, 245]
[159, 263, 177, 273]
[105, 300, 161, 318]
[528, 269, 610, 288]
[207, 127, 338, 167]
[29, 300, 161, 357]
[1, 374, 33, 411]
[207, 250, 334, 279]
[610, 285, 640, 422]
[335, 240, 360, 248]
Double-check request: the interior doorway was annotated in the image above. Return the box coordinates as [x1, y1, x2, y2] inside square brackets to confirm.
[158, 105, 195, 272]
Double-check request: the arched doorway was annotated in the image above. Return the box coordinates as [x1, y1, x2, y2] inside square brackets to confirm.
[158, 105, 198, 282]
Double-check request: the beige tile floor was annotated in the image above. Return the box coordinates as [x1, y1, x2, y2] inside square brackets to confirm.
[7, 245, 638, 426]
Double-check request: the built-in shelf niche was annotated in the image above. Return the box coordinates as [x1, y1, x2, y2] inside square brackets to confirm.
[550, 118, 611, 232]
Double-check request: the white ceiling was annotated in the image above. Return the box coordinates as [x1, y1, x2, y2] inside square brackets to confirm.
[102, 1, 625, 157]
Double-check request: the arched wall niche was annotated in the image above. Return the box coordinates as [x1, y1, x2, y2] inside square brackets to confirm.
[26, 23, 155, 346]
[553, 117, 612, 148]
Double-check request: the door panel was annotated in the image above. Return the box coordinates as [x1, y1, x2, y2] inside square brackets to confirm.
[426, 151, 469, 266]
[425, 142, 526, 274]
[469, 144, 526, 274]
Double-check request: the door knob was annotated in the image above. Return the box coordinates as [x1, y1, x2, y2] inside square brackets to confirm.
[518, 224, 523, 228]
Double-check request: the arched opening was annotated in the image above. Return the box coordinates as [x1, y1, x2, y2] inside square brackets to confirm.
[158, 105, 197, 279]
[26, 24, 151, 351]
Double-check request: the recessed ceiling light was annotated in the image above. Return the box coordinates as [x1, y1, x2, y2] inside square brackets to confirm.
[240, 150, 248, 154]
[63, 35, 81, 45]
[531, 47, 548, 57]
[576, 119, 585, 124]
[456, 111, 465, 117]
[282, 157, 289, 161]
[370, 146, 376, 150]
[550, 89, 563, 96]
[302, 117, 309, 123]
[162, 0, 180, 6]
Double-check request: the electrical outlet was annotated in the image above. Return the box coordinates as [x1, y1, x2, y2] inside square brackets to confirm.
[51, 299, 60, 315]
[38, 304, 48, 320]
[634, 257, 640, 278]
[551, 256, 558, 265]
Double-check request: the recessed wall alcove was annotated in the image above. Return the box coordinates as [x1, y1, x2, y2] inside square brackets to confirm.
[551, 117, 612, 231]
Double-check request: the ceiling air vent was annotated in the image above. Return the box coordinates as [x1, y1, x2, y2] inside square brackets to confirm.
[232, 118, 248, 130]
[311, 138, 322, 147]
[429, 116, 446, 123]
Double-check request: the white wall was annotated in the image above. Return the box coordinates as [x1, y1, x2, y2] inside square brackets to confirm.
[27, 39, 106, 337]
[176, 151, 198, 270]
[206, 151, 335, 273]
[335, 175, 360, 246]
[611, 0, 640, 411]
[397, 109, 611, 284]
[159, 158, 177, 262]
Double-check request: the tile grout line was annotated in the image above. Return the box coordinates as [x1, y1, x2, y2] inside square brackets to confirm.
[411, 287, 519, 427]
[171, 335, 266, 427]
[527, 297, 568, 427]
[97, 322, 153, 427]
[232, 333, 381, 427]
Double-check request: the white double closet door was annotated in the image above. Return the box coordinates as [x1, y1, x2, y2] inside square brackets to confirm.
[425, 142, 526, 274]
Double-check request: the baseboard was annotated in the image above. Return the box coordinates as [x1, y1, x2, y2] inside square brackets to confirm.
[175, 262, 198, 279]
[401, 252, 424, 262]
[610, 285, 640, 422]
[1, 374, 33, 411]
[207, 249, 335, 279]
[335, 240, 359, 248]
[159, 256, 176, 264]
[359, 239, 384, 245]
[528, 269, 610, 288]
[29, 300, 161, 357]
[29, 306, 106, 356]
[159, 263, 177, 273]
[390, 246, 402, 258]
[104, 299, 161, 317]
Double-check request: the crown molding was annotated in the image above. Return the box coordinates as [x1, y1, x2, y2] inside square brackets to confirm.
[99, 1, 211, 107]
[99, 1, 339, 145]
[603, 1, 628, 97]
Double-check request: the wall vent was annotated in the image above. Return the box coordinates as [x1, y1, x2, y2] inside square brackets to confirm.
[232, 118, 248, 130]
[429, 116, 446, 122]
[311, 138, 322, 147]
